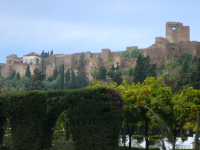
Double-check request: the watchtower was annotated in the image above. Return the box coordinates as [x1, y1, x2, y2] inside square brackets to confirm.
[165, 22, 190, 43]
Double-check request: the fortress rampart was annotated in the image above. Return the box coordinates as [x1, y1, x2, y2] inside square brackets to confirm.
[1, 22, 200, 81]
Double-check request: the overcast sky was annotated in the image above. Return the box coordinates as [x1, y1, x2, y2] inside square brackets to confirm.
[0, 0, 199, 63]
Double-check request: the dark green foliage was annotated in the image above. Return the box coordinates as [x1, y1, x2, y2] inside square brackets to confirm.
[29, 68, 45, 90]
[190, 58, 200, 89]
[50, 50, 53, 55]
[182, 58, 189, 74]
[193, 56, 198, 64]
[53, 68, 58, 80]
[97, 66, 107, 80]
[121, 50, 130, 57]
[68, 69, 77, 89]
[59, 64, 64, 90]
[0, 88, 123, 150]
[118, 146, 159, 150]
[0, 145, 11, 150]
[116, 62, 120, 71]
[25, 65, 31, 78]
[16, 72, 20, 80]
[128, 67, 134, 76]
[47, 75, 53, 82]
[113, 71, 123, 86]
[107, 65, 115, 79]
[58, 65, 61, 75]
[9, 70, 16, 80]
[178, 52, 192, 65]
[65, 69, 70, 89]
[41, 50, 50, 58]
[134, 54, 157, 84]
[105, 57, 114, 62]
[133, 54, 146, 84]
[76, 52, 89, 88]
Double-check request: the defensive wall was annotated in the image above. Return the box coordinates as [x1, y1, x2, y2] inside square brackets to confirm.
[1, 22, 200, 82]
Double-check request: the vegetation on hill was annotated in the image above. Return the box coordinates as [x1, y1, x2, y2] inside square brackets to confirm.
[121, 48, 142, 58]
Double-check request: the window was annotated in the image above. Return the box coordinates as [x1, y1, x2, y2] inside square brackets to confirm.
[9, 60, 11, 64]
[172, 26, 176, 30]
[30, 59, 33, 65]
[76, 61, 78, 65]
[25, 59, 27, 64]
[37, 59, 39, 65]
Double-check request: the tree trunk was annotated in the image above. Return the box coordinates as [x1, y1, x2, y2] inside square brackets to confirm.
[195, 111, 199, 150]
[145, 117, 149, 150]
[172, 130, 177, 150]
[66, 128, 70, 140]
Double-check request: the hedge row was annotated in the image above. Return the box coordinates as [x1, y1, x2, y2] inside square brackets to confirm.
[0, 87, 123, 150]
[118, 146, 160, 150]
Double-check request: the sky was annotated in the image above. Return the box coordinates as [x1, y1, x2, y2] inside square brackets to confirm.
[0, 0, 200, 63]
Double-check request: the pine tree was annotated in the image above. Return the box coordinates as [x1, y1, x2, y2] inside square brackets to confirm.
[76, 52, 89, 88]
[53, 68, 58, 80]
[115, 62, 120, 71]
[113, 71, 123, 86]
[69, 69, 77, 89]
[17, 72, 20, 80]
[10, 70, 16, 80]
[107, 65, 115, 79]
[133, 54, 146, 84]
[25, 65, 31, 78]
[59, 64, 64, 90]
[65, 69, 70, 89]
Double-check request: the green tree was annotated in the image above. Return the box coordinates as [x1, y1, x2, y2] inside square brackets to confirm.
[121, 50, 130, 57]
[50, 50, 53, 55]
[76, 52, 89, 88]
[68, 69, 77, 89]
[59, 64, 64, 90]
[179, 52, 192, 65]
[130, 48, 142, 58]
[97, 66, 107, 80]
[107, 65, 115, 79]
[17, 72, 20, 80]
[65, 69, 70, 89]
[160, 56, 181, 92]
[50, 75, 60, 90]
[40, 50, 49, 58]
[25, 65, 31, 78]
[193, 56, 198, 64]
[89, 67, 99, 80]
[105, 57, 114, 62]
[9, 70, 16, 80]
[53, 68, 58, 80]
[133, 54, 146, 84]
[29, 68, 45, 90]
[182, 57, 189, 74]
[112, 71, 123, 86]
[190, 58, 200, 89]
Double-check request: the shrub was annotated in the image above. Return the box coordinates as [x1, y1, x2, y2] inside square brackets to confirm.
[105, 57, 114, 63]
[121, 50, 130, 57]
[131, 48, 142, 58]
[0, 145, 11, 150]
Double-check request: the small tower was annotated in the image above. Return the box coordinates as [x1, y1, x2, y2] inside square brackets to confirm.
[165, 22, 190, 43]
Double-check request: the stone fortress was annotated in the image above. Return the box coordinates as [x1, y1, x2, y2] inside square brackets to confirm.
[1, 22, 200, 82]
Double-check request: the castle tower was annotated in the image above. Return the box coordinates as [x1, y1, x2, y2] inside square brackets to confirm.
[165, 22, 190, 43]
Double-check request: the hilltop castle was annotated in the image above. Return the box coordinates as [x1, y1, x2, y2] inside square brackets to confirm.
[1, 22, 200, 81]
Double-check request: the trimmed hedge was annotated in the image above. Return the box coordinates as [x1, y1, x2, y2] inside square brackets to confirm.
[0, 145, 11, 150]
[118, 146, 159, 150]
[0, 87, 123, 150]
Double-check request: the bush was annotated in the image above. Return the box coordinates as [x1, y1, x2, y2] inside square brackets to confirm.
[131, 48, 142, 58]
[105, 57, 114, 63]
[0, 145, 11, 150]
[121, 50, 130, 57]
